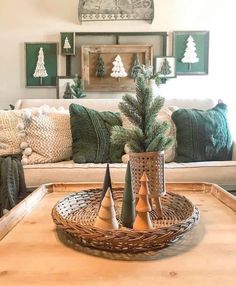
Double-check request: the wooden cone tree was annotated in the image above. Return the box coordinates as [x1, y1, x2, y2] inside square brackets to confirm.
[94, 188, 119, 230]
[133, 172, 153, 230]
[121, 161, 135, 228]
[100, 164, 112, 208]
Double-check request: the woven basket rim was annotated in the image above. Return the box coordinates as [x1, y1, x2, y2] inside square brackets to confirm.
[51, 188, 199, 236]
[129, 151, 164, 157]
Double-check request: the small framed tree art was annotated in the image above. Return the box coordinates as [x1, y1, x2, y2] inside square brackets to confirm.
[56, 75, 86, 99]
[25, 42, 58, 87]
[155, 56, 176, 79]
[173, 31, 209, 75]
[60, 32, 75, 55]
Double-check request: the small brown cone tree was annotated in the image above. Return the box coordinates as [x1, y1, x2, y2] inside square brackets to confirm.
[94, 188, 119, 230]
[133, 172, 153, 230]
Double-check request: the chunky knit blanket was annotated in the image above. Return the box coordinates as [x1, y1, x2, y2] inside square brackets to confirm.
[0, 156, 26, 217]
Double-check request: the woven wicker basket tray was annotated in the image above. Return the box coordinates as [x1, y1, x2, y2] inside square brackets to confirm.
[51, 188, 199, 253]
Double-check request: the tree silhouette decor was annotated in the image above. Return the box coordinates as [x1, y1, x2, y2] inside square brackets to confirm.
[94, 188, 119, 230]
[121, 161, 136, 228]
[181, 35, 199, 71]
[110, 54, 127, 81]
[33, 47, 48, 85]
[96, 54, 106, 79]
[133, 172, 153, 230]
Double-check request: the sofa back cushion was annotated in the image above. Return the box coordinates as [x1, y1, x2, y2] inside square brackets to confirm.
[172, 103, 233, 162]
[0, 110, 22, 156]
[14, 98, 217, 112]
[69, 103, 124, 163]
[20, 107, 72, 165]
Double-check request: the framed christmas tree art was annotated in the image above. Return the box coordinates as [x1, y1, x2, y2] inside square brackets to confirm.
[155, 56, 176, 79]
[173, 31, 209, 75]
[60, 32, 75, 55]
[25, 43, 58, 87]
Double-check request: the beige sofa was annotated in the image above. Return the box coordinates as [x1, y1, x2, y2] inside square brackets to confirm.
[15, 98, 236, 191]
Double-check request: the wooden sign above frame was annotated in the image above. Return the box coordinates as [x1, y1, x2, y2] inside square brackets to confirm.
[81, 45, 153, 92]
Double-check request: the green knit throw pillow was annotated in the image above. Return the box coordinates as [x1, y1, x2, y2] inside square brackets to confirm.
[69, 103, 124, 163]
[171, 103, 233, 162]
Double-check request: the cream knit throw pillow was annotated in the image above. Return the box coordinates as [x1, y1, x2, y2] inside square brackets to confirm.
[0, 110, 23, 156]
[122, 107, 177, 163]
[20, 106, 72, 165]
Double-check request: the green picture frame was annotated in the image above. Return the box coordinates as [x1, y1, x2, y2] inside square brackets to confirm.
[173, 31, 209, 75]
[25, 42, 58, 87]
[60, 32, 75, 55]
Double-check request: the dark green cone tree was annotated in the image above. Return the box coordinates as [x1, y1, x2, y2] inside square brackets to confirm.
[121, 161, 135, 228]
[111, 75, 173, 153]
[100, 164, 113, 208]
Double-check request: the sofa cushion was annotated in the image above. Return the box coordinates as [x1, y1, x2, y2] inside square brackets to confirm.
[69, 103, 124, 163]
[20, 106, 72, 165]
[172, 103, 233, 162]
[0, 110, 22, 156]
[23, 160, 236, 191]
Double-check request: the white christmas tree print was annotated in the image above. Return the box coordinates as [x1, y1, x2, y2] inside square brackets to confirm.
[110, 54, 127, 81]
[181, 35, 199, 71]
[63, 37, 71, 51]
[33, 47, 48, 85]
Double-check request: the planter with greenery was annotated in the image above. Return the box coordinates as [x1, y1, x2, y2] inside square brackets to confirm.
[111, 74, 173, 217]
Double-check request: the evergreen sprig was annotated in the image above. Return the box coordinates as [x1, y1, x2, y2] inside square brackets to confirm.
[111, 74, 173, 153]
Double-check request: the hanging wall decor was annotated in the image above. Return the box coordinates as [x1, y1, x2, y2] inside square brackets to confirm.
[56, 76, 74, 98]
[155, 56, 176, 79]
[60, 32, 75, 55]
[78, 0, 154, 23]
[173, 31, 209, 75]
[81, 44, 153, 92]
[25, 43, 58, 87]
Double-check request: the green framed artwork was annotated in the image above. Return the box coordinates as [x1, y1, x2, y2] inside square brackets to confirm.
[25, 42, 58, 87]
[173, 31, 209, 75]
[61, 32, 75, 55]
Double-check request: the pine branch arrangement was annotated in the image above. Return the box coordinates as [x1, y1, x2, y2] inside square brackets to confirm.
[111, 75, 173, 153]
[70, 74, 86, 98]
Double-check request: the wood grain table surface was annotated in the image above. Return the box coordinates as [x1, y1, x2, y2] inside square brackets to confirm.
[0, 182, 235, 286]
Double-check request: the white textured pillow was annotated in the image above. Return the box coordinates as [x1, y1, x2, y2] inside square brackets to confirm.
[20, 106, 72, 165]
[0, 110, 23, 156]
[121, 107, 177, 163]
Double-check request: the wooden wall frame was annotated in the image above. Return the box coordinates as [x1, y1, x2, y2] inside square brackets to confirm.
[81, 45, 153, 92]
[66, 32, 167, 76]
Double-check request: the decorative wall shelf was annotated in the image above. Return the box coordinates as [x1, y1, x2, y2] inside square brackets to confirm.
[78, 0, 154, 24]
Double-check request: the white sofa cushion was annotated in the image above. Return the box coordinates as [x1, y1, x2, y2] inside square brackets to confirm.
[23, 160, 236, 191]
[0, 110, 22, 156]
[20, 107, 72, 165]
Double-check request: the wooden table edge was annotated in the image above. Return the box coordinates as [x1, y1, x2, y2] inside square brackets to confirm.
[0, 181, 235, 241]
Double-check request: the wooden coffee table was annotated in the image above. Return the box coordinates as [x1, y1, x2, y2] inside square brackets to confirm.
[0, 182, 235, 286]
